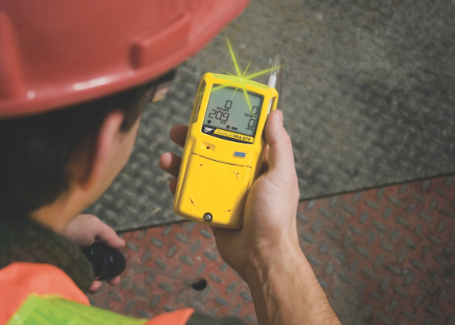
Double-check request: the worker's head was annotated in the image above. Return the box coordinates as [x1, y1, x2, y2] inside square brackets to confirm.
[0, 0, 249, 225]
[0, 76, 165, 222]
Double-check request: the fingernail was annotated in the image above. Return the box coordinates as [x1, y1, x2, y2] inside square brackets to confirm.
[276, 110, 283, 126]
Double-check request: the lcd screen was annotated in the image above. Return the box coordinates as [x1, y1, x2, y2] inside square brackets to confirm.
[202, 86, 263, 138]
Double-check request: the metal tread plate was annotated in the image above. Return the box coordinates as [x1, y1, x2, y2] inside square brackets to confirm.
[89, 175, 455, 324]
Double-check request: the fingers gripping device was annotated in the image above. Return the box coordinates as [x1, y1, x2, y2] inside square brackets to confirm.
[174, 65, 280, 229]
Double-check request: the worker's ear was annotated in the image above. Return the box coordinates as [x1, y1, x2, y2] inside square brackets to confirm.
[67, 110, 124, 191]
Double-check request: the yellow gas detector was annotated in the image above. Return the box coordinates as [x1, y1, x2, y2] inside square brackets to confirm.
[173, 71, 279, 229]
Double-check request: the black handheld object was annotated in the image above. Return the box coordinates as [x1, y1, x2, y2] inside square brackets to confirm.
[82, 242, 126, 281]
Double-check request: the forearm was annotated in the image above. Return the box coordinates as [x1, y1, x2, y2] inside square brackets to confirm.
[245, 244, 340, 325]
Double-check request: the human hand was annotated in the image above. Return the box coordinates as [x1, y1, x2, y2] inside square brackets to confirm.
[159, 110, 301, 279]
[161, 111, 340, 324]
[208, 110, 301, 279]
[63, 214, 125, 292]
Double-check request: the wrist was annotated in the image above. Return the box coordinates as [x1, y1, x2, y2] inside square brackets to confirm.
[244, 238, 301, 285]
[244, 241, 340, 325]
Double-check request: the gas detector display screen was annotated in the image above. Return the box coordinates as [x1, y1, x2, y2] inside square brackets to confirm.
[202, 86, 263, 138]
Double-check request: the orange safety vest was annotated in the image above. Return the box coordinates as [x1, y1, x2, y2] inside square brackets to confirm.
[0, 262, 194, 325]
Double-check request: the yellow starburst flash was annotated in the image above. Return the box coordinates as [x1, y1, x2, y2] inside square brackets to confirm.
[194, 38, 281, 112]
[210, 37, 281, 113]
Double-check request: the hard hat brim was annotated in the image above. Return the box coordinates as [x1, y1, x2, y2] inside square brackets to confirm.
[0, 0, 250, 118]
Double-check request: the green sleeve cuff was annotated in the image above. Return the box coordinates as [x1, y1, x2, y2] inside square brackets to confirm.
[7, 294, 148, 325]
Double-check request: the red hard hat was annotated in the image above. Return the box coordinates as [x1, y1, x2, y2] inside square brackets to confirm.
[0, 0, 249, 118]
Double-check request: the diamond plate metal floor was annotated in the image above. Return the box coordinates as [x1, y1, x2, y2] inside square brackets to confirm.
[89, 223, 257, 324]
[86, 0, 455, 231]
[89, 175, 455, 324]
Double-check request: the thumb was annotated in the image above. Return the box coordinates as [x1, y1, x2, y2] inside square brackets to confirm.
[84, 216, 125, 248]
[95, 222, 125, 249]
[264, 110, 295, 174]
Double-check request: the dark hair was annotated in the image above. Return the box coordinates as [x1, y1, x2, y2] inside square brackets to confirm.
[0, 82, 154, 218]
